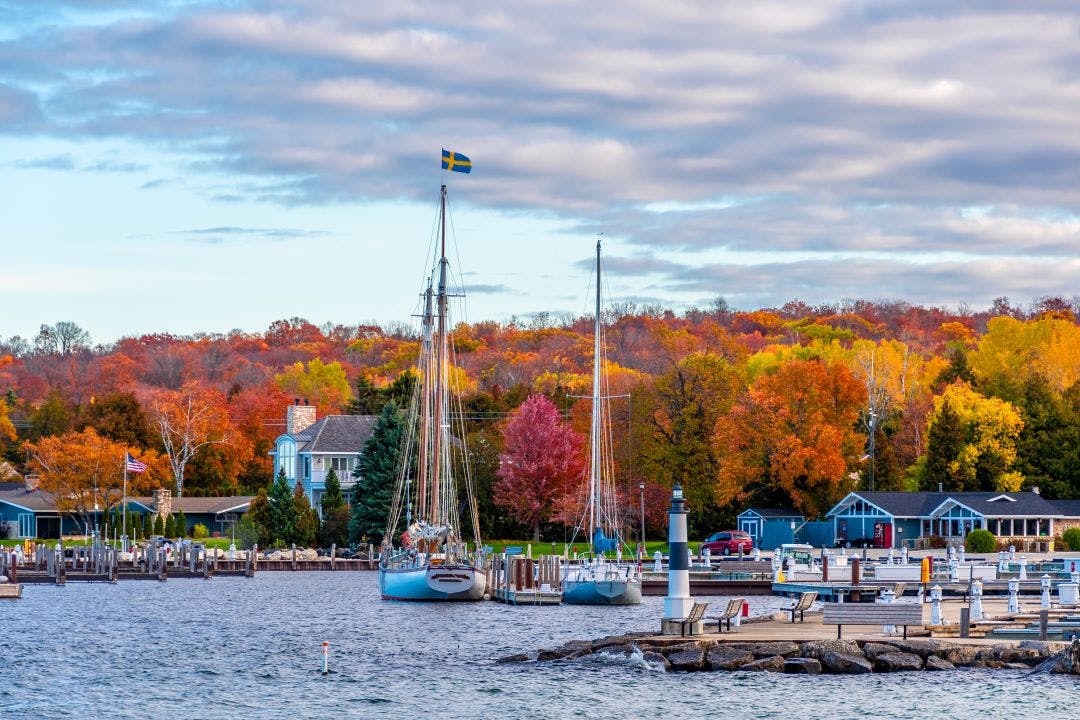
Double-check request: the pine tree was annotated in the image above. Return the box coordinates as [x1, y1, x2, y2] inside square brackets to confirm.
[245, 488, 273, 547]
[165, 513, 177, 538]
[292, 481, 319, 548]
[176, 510, 187, 537]
[154, 513, 165, 536]
[345, 374, 383, 415]
[142, 512, 153, 538]
[350, 401, 405, 545]
[320, 468, 345, 515]
[268, 467, 298, 547]
[924, 398, 966, 490]
[318, 467, 350, 547]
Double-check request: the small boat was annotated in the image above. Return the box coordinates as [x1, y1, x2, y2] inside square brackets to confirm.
[378, 183, 487, 602]
[562, 237, 642, 606]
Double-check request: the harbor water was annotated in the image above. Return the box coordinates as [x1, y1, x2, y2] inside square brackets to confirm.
[3, 572, 1074, 719]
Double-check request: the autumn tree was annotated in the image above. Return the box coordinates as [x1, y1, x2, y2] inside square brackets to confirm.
[917, 382, 1025, 492]
[80, 391, 155, 448]
[713, 359, 865, 519]
[495, 394, 584, 541]
[0, 396, 14, 443]
[26, 428, 165, 527]
[146, 381, 232, 497]
[274, 357, 352, 414]
[350, 402, 405, 545]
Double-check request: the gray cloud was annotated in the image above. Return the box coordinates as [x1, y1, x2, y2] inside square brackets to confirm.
[2, 2, 1080, 307]
[173, 226, 333, 243]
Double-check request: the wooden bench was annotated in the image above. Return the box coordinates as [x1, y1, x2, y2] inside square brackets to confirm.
[680, 601, 710, 636]
[789, 591, 818, 623]
[707, 598, 744, 632]
[822, 603, 924, 639]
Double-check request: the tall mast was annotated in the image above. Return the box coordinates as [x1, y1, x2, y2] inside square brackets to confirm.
[590, 236, 602, 548]
[431, 184, 448, 527]
[417, 279, 435, 521]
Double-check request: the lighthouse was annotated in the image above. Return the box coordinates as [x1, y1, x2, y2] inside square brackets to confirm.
[662, 483, 692, 630]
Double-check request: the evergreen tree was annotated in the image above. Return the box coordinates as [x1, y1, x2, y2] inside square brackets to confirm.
[268, 467, 298, 547]
[1015, 374, 1080, 498]
[176, 510, 188, 537]
[245, 488, 273, 547]
[934, 347, 976, 390]
[320, 468, 345, 515]
[318, 467, 350, 547]
[142, 512, 153, 539]
[923, 399, 965, 490]
[154, 513, 165, 536]
[292, 481, 319, 547]
[350, 401, 405, 545]
[345, 374, 383, 415]
[165, 513, 177, 538]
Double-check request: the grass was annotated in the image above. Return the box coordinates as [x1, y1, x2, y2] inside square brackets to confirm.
[484, 540, 690, 555]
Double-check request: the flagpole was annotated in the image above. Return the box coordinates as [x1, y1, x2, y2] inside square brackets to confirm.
[122, 452, 128, 550]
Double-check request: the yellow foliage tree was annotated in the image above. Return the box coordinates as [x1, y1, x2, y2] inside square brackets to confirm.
[274, 357, 353, 412]
[928, 383, 1024, 492]
[0, 398, 14, 442]
[968, 316, 1080, 396]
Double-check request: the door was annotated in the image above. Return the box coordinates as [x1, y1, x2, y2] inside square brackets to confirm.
[882, 523, 893, 549]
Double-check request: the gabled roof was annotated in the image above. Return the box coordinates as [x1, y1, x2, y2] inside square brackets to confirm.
[829, 491, 1066, 519]
[130, 496, 254, 514]
[739, 507, 803, 519]
[1051, 499, 1080, 518]
[272, 415, 378, 455]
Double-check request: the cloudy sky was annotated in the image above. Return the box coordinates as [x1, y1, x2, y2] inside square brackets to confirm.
[2, 1, 1079, 342]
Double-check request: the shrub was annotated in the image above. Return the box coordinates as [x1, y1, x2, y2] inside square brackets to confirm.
[192, 523, 209, 539]
[965, 528, 996, 553]
[1063, 528, 1080, 551]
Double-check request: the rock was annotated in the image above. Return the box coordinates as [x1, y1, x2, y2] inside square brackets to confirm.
[641, 651, 671, 671]
[784, 658, 822, 674]
[872, 652, 923, 672]
[495, 653, 530, 664]
[885, 638, 941, 659]
[861, 642, 901, 662]
[969, 660, 1006, 669]
[747, 641, 800, 658]
[1070, 639, 1080, 675]
[994, 646, 1042, 665]
[938, 644, 980, 667]
[739, 655, 786, 672]
[706, 648, 755, 671]
[538, 640, 593, 661]
[800, 640, 861, 660]
[1029, 652, 1070, 675]
[924, 656, 955, 671]
[668, 648, 706, 672]
[1004, 663, 1033, 670]
[593, 635, 639, 651]
[1018, 640, 1069, 655]
[820, 650, 873, 674]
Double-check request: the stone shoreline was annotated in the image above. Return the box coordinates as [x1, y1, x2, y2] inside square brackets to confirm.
[502, 636, 1080, 675]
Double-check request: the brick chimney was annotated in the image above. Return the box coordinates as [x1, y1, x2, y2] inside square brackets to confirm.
[286, 398, 317, 434]
[24, 474, 40, 492]
[154, 488, 173, 518]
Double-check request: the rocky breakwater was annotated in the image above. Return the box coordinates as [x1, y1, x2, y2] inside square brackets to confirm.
[502, 636, 1080, 676]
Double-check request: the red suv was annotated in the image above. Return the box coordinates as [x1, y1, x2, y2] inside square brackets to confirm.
[702, 530, 753, 556]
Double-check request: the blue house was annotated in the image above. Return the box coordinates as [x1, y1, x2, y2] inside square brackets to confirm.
[268, 402, 377, 510]
[736, 508, 804, 548]
[826, 490, 1080, 549]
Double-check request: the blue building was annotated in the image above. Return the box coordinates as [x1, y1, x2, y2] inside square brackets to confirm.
[268, 402, 377, 510]
[826, 490, 1080, 549]
[736, 508, 804, 548]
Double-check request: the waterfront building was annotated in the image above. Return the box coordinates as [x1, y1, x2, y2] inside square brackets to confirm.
[268, 401, 377, 510]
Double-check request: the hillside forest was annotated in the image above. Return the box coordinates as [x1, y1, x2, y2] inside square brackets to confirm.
[3, 294, 1080, 541]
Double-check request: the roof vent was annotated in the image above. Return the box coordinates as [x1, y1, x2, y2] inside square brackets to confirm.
[938, 482, 943, 492]
[1032, 486, 1040, 495]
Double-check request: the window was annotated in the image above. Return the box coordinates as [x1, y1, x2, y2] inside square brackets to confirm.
[303, 456, 311, 481]
[331, 457, 355, 475]
[278, 439, 296, 480]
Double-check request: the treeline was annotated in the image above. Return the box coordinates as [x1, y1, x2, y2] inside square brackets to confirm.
[2, 295, 1079, 540]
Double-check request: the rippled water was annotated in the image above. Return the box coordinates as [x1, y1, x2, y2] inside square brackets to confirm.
[3, 573, 1073, 719]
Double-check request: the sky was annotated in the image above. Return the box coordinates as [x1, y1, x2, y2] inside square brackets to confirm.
[2, 1, 1079, 344]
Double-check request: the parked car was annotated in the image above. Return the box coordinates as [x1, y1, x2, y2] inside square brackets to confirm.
[701, 530, 753, 556]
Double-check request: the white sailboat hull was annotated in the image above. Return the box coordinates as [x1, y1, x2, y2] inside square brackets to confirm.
[380, 563, 487, 602]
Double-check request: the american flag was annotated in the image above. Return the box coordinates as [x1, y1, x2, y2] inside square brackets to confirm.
[125, 453, 147, 473]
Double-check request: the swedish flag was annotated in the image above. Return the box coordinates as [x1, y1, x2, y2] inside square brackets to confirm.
[441, 149, 472, 174]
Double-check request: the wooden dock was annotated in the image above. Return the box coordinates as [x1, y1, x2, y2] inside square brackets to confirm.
[488, 554, 563, 605]
[0, 584, 22, 598]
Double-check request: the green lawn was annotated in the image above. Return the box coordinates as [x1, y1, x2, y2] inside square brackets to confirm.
[484, 540, 689, 555]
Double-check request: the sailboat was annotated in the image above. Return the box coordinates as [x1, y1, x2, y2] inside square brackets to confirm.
[379, 184, 488, 601]
[562, 238, 643, 605]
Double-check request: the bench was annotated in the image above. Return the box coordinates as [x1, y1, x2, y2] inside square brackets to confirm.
[680, 601, 710, 636]
[822, 603, 924, 639]
[503, 546, 524, 556]
[706, 598, 745, 632]
[789, 591, 818, 623]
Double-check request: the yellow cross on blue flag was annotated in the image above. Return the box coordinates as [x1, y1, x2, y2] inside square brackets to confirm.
[441, 148, 472, 174]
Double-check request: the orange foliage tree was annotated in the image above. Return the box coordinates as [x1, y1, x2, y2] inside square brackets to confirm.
[26, 428, 167, 526]
[714, 359, 865, 518]
[145, 381, 233, 497]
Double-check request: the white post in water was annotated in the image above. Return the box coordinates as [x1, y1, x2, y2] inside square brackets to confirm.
[930, 585, 943, 625]
[662, 483, 692, 624]
[772, 550, 782, 582]
[753, 547, 760, 562]
[321, 641, 329, 675]
[958, 546, 965, 565]
[901, 546, 908, 565]
[948, 555, 959, 582]
[1041, 574, 1052, 609]
[998, 551, 1007, 573]
[971, 579, 984, 619]
[701, 545, 710, 569]
[1008, 578, 1020, 614]
[887, 548, 895, 565]
[653, 550, 663, 573]
[1019, 556, 1028, 581]
[1008, 544, 1016, 562]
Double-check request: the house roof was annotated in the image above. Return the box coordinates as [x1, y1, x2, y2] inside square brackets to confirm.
[273, 415, 378, 455]
[829, 491, 1068, 519]
[130, 496, 254, 514]
[740, 507, 803, 519]
[0, 488, 60, 512]
[1049, 499, 1080, 517]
